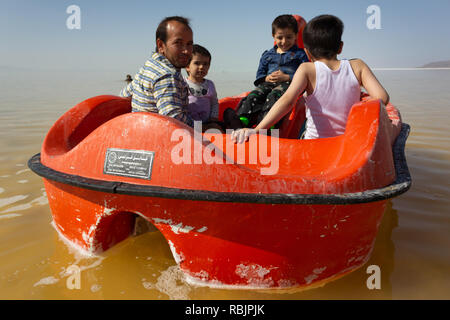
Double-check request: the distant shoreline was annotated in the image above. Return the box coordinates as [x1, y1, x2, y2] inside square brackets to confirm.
[420, 60, 450, 68]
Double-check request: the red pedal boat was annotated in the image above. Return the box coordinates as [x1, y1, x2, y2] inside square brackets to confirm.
[28, 15, 411, 291]
[28, 93, 410, 291]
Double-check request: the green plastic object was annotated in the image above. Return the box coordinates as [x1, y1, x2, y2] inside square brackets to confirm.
[239, 116, 249, 126]
[239, 116, 275, 129]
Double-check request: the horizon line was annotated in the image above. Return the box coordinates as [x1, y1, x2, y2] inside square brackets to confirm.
[2, 66, 450, 72]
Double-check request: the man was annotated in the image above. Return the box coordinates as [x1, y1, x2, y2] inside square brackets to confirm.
[120, 16, 194, 127]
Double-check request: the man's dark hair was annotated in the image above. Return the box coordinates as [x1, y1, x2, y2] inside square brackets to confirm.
[155, 16, 191, 47]
[192, 44, 211, 63]
[272, 15, 298, 35]
[302, 15, 344, 59]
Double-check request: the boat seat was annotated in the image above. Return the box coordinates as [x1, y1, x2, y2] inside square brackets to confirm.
[43, 96, 131, 155]
[276, 14, 308, 139]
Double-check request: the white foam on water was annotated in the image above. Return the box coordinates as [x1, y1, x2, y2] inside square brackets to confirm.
[31, 193, 48, 205]
[0, 213, 22, 220]
[0, 194, 28, 208]
[0, 193, 48, 214]
[42, 221, 107, 291]
[90, 284, 102, 293]
[154, 265, 191, 300]
[1, 203, 31, 213]
[33, 276, 59, 287]
[15, 168, 30, 175]
[142, 281, 154, 290]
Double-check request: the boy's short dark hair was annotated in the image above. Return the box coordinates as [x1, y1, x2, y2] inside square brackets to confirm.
[272, 15, 298, 35]
[155, 16, 191, 45]
[192, 44, 211, 63]
[302, 15, 344, 59]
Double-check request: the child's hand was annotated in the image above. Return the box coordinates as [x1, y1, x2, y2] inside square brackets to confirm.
[231, 128, 257, 144]
[266, 70, 290, 83]
[265, 73, 277, 83]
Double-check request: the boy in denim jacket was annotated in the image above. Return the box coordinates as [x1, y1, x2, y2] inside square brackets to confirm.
[237, 15, 308, 128]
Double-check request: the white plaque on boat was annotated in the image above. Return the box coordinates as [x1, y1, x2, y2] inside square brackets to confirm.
[103, 148, 154, 180]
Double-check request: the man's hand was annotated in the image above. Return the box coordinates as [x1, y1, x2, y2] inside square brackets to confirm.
[231, 128, 257, 144]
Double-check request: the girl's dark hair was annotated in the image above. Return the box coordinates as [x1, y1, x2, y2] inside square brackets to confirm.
[155, 16, 191, 45]
[272, 15, 298, 35]
[302, 15, 344, 59]
[192, 44, 211, 63]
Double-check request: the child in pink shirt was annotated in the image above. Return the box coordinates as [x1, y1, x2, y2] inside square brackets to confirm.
[185, 45, 220, 125]
[186, 44, 243, 132]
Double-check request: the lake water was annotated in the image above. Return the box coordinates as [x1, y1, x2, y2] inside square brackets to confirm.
[0, 68, 449, 299]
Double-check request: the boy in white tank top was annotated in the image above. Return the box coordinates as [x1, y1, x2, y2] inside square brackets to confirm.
[232, 14, 390, 143]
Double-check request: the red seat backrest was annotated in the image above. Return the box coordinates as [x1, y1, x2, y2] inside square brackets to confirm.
[274, 15, 307, 49]
[278, 15, 308, 139]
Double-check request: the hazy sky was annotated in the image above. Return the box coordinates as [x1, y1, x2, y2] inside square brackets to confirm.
[2, 0, 450, 75]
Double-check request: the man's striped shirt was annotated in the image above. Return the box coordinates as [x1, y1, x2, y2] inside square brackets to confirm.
[120, 52, 194, 127]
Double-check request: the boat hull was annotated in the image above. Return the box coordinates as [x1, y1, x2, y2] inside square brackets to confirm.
[42, 177, 386, 290]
